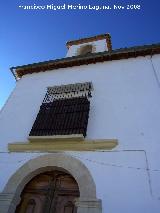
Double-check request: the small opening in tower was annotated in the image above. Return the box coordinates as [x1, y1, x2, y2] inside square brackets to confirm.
[78, 45, 93, 55]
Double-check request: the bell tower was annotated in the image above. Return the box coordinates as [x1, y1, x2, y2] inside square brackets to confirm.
[66, 33, 112, 57]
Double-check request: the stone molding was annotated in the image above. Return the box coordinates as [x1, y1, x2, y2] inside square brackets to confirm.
[8, 139, 118, 152]
[76, 198, 102, 208]
[76, 198, 102, 213]
[0, 193, 16, 213]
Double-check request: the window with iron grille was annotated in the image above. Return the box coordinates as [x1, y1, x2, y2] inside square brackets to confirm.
[29, 82, 93, 138]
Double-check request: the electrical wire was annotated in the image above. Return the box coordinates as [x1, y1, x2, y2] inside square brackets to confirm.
[69, 153, 160, 172]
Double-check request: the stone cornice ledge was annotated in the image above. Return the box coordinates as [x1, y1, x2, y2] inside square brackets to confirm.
[8, 138, 118, 152]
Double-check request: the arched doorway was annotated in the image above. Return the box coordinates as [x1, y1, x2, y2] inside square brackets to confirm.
[1, 153, 102, 213]
[15, 170, 79, 213]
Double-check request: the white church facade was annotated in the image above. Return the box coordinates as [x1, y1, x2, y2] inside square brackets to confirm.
[0, 33, 160, 213]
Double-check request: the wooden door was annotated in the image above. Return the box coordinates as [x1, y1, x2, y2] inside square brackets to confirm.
[15, 171, 79, 213]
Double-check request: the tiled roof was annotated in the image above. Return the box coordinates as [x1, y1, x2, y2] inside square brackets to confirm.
[10, 43, 160, 80]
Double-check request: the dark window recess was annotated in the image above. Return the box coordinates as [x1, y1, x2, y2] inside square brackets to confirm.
[78, 45, 93, 56]
[29, 97, 90, 137]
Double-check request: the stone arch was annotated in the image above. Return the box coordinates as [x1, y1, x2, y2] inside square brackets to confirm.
[2, 153, 102, 213]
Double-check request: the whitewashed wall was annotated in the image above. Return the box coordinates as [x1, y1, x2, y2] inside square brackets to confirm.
[0, 54, 160, 213]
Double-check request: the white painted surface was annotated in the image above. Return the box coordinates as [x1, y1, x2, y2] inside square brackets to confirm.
[0, 55, 160, 150]
[0, 54, 160, 212]
[66, 39, 108, 57]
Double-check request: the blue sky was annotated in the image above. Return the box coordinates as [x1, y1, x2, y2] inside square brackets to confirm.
[0, 0, 160, 109]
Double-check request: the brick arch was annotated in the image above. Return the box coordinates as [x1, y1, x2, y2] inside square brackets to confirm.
[2, 153, 102, 213]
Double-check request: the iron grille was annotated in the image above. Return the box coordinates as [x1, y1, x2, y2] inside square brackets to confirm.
[29, 97, 90, 137]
